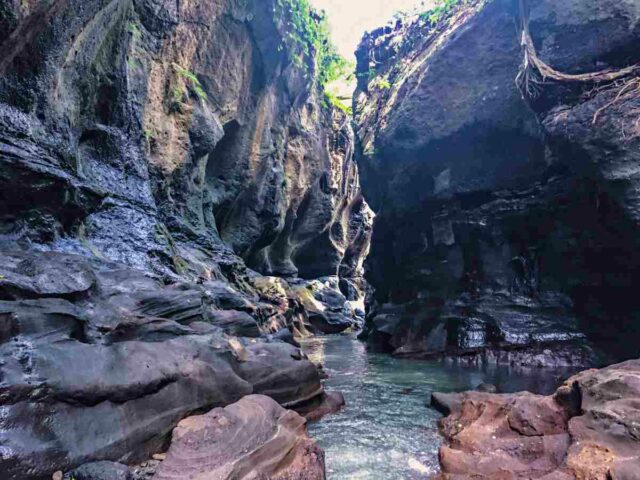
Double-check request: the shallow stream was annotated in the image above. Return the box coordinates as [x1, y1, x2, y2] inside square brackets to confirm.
[301, 334, 577, 480]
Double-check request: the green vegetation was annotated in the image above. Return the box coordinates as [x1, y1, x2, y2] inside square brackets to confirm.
[274, 0, 354, 113]
[172, 63, 207, 102]
[420, 0, 468, 25]
[155, 223, 189, 275]
[128, 22, 142, 40]
[324, 91, 352, 116]
[372, 77, 392, 90]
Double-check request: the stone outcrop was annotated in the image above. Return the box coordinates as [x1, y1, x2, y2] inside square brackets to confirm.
[0, 251, 324, 479]
[433, 359, 640, 479]
[153, 395, 325, 480]
[0, 0, 369, 478]
[355, 0, 640, 364]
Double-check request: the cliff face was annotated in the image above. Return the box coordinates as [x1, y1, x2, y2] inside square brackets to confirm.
[355, 0, 640, 364]
[0, 0, 371, 282]
[0, 0, 370, 477]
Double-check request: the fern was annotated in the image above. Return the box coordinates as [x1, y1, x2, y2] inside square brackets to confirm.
[172, 64, 208, 101]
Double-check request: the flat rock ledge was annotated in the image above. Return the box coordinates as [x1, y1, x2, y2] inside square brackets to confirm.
[432, 359, 640, 479]
[152, 395, 326, 480]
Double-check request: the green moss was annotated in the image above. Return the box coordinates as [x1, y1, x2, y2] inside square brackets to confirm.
[154, 223, 189, 275]
[78, 224, 105, 259]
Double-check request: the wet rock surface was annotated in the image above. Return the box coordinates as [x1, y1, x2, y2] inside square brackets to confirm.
[0, 250, 326, 479]
[153, 395, 325, 480]
[355, 0, 640, 364]
[433, 359, 640, 479]
[0, 0, 367, 477]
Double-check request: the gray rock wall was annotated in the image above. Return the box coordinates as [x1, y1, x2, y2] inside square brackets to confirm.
[355, 0, 640, 363]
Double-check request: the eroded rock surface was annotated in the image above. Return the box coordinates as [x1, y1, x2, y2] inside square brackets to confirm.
[153, 395, 325, 480]
[433, 359, 640, 479]
[0, 251, 324, 479]
[0, 0, 366, 477]
[355, 0, 640, 364]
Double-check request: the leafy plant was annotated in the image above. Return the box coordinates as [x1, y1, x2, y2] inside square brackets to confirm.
[172, 63, 207, 101]
[372, 77, 392, 90]
[324, 91, 352, 116]
[274, 0, 353, 88]
[419, 0, 468, 25]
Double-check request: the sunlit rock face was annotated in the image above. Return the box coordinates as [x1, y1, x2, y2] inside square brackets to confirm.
[355, 0, 640, 363]
[0, 0, 370, 477]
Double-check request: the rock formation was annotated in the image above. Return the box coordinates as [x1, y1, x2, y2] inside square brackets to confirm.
[0, 0, 371, 477]
[153, 395, 325, 480]
[355, 0, 640, 365]
[432, 359, 640, 479]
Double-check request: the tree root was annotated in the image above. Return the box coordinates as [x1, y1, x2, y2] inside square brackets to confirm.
[592, 78, 640, 125]
[515, 0, 640, 99]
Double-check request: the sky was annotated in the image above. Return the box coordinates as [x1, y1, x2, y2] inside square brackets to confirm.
[309, 0, 435, 59]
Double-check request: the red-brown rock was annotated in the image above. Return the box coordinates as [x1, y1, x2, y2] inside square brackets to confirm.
[152, 394, 325, 480]
[434, 359, 640, 479]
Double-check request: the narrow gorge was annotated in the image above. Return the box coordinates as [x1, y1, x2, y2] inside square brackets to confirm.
[1, 0, 639, 479]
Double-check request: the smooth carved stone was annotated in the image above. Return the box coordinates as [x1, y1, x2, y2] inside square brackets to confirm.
[153, 395, 326, 480]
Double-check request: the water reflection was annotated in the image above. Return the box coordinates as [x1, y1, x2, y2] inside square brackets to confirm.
[301, 334, 578, 480]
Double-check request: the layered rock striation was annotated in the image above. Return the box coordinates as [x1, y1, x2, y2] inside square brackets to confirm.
[355, 0, 640, 365]
[153, 395, 325, 480]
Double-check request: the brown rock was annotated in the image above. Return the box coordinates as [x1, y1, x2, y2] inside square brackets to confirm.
[294, 391, 346, 423]
[153, 394, 325, 480]
[435, 359, 640, 479]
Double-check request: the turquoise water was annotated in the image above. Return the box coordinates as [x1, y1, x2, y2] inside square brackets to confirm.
[301, 334, 575, 480]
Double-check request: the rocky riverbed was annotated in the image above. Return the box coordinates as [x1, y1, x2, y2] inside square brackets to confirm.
[2, 0, 640, 478]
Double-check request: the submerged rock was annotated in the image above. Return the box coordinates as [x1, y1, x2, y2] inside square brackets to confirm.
[434, 359, 640, 479]
[153, 395, 326, 480]
[355, 0, 640, 364]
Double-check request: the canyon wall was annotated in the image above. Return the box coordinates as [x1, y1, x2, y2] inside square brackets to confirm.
[0, 0, 370, 477]
[355, 0, 640, 365]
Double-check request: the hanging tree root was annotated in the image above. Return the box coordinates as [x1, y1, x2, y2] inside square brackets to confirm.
[591, 78, 640, 125]
[515, 0, 640, 99]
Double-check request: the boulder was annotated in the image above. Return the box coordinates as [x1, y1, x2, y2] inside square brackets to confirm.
[434, 359, 640, 479]
[152, 395, 325, 480]
[64, 462, 132, 480]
